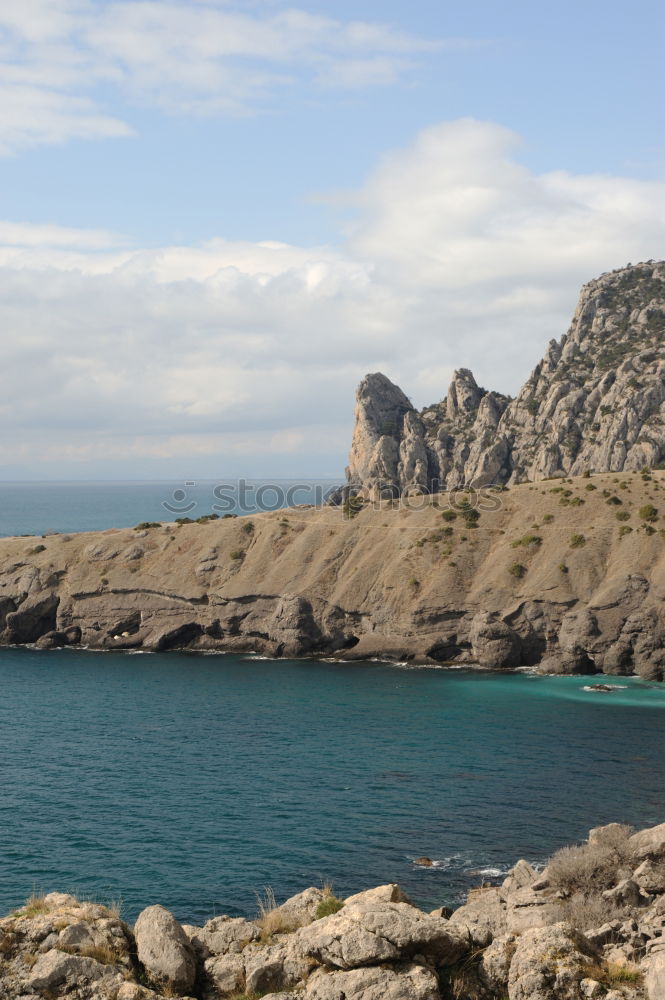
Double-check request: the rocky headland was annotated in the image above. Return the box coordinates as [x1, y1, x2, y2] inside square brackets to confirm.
[339, 260, 665, 496]
[2, 820, 665, 1000]
[3, 467, 665, 676]
[3, 260, 665, 675]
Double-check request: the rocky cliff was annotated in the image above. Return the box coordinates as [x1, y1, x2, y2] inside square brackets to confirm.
[3, 468, 665, 677]
[2, 819, 665, 999]
[339, 261, 665, 498]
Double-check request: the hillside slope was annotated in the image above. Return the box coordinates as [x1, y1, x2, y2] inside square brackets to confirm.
[2, 470, 665, 676]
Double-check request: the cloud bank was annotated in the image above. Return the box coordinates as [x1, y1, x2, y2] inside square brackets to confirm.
[1, 119, 664, 477]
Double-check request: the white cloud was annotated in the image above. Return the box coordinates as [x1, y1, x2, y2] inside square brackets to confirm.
[0, 118, 664, 476]
[0, 220, 122, 248]
[0, 0, 444, 153]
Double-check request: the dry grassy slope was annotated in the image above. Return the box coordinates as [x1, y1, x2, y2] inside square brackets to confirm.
[1, 470, 665, 674]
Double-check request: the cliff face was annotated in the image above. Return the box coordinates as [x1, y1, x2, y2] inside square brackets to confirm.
[3, 469, 665, 678]
[343, 261, 665, 496]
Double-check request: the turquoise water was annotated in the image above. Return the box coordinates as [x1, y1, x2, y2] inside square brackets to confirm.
[1, 648, 664, 925]
[0, 480, 342, 537]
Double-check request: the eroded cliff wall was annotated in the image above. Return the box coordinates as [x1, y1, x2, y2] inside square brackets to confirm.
[3, 469, 665, 676]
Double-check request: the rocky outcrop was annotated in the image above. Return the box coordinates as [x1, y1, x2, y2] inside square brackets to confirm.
[4, 466, 665, 676]
[507, 923, 601, 1000]
[339, 261, 665, 498]
[6, 819, 665, 999]
[134, 905, 197, 995]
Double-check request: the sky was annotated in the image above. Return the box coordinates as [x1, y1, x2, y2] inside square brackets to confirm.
[0, 0, 664, 480]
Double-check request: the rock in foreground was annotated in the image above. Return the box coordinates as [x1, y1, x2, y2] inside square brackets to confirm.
[4, 820, 665, 998]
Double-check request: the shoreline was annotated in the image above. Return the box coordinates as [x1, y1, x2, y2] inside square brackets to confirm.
[2, 820, 664, 999]
[1, 470, 665, 679]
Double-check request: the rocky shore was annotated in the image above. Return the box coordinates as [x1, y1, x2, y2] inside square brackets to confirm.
[2, 468, 665, 676]
[2, 821, 665, 999]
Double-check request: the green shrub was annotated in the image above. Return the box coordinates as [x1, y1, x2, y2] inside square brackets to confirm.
[569, 496, 584, 506]
[461, 508, 480, 525]
[196, 514, 219, 524]
[619, 525, 632, 537]
[606, 496, 622, 506]
[511, 534, 542, 548]
[342, 496, 365, 519]
[28, 544, 46, 554]
[230, 550, 244, 560]
[175, 517, 194, 525]
[441, 509, 457, 522]
[639, 503, 658, 522]
[559, 563, 569, 573]
[242, 521, 255, 534]
[543, 514, 554, 523]
[644, 524, 656, 535]
[615, 511, 630, 521]
[509, 562, 527, 578]
[315, 895, 344, 920]
[569, 534, 586, 548]
[135, 521, 161, 529]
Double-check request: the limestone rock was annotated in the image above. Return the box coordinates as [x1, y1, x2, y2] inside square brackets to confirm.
[26, 948, 110, 991]
[338, 261, 665, 495]
[243, 938, 311, 994]
[587, 822, 633, 848]
[344, 884, 412, 906]
[634, 859, 665, 893]
[297, 900, 467, 969]
[134, 904, 196, 994]
[304, 962, 441, 1000]
[629, 822, 665, 861]
[271, 886, 326, 926]
[507, 922, 599, 1000]
[501, 860, 537, 894]
[481, 933, 518, 993]
[184, 914, 260, 958]
[646, 950, 665, 1000]
[4, 592, 59, 643]
[470, 612, 522, 667]
[203, 951, 245, 994]
[447, 887, 506, 946]
[602, 877, 650, 908]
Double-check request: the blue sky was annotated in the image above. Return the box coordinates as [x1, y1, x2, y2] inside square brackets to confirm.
[0, 0, 663, 479]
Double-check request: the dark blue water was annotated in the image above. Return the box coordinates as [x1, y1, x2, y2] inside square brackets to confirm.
[0, 480, 342, 537]
[1, 648, 664, 925]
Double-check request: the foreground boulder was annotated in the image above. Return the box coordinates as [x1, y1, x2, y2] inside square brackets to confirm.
[134, 904, 197, 994]
[297, 899, 467, 969]
[8, 817, 665, 999]
[26, 949, 113, 992]
[304, 962, 441, 1000]
[507, 923, 600, 1000]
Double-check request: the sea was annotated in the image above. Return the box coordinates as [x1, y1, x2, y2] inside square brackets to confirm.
[1, 481, 664, 926]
